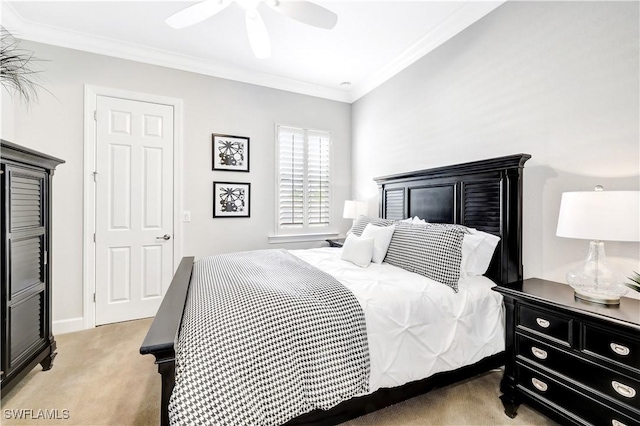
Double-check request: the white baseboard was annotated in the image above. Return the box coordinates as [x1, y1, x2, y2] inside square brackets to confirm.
[53, 317, 85, 335]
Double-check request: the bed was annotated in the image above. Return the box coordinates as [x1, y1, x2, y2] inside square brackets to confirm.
[140, 153, 531, 425]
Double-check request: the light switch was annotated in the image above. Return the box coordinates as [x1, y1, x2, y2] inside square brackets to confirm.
[182, 211, 191, 222]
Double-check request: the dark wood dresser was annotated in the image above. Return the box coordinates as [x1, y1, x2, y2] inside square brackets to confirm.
[1, 140, 64, 394]
[495, 278, 640, 426]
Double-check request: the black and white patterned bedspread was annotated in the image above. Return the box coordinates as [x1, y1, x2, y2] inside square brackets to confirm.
[168, 249, 370, 426]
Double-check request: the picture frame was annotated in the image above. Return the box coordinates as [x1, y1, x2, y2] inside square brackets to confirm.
[213, 181, 251, 218]
[212, 133, 250, 172]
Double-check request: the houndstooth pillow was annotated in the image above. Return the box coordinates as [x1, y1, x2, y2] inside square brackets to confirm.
[424, 223, 472, 234]
[348, 216, 394, 236]
[384, 222, 465, 291]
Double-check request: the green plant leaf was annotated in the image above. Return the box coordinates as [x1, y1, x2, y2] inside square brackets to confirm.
[1, 27, 46, 104]
[625, 271, 640, 293]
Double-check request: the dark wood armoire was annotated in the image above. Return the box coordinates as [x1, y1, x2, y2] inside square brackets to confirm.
[1, 140, 64, 395]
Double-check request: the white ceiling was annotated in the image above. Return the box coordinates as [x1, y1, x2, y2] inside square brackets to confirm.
[2, 1, 504, 102]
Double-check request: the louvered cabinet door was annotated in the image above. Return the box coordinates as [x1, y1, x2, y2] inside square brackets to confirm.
[2, 164, 48, 380]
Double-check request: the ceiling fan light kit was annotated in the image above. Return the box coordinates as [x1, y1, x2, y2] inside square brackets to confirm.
[165, 0, 338, 59]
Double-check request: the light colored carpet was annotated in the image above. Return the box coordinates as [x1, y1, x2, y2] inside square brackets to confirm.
[2, 318, 160, 425]
[1, 319, 556, 425]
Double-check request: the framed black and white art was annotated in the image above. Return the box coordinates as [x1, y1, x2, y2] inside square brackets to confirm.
[213, 182, 251, 218]
[212, 133, 250, 172]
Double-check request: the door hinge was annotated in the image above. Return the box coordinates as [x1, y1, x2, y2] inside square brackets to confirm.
[44, 250, 48, 265]
[94, 110, 98, 121]
[93, 233, 96, 243]
[93, 293, 96, 303]
[93, 171, 98, 182]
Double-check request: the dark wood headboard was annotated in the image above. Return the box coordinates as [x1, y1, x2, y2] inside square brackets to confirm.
[374, 154, 531, 287]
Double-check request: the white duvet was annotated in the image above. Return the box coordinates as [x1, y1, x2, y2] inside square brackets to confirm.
[290, 247, 505, 392]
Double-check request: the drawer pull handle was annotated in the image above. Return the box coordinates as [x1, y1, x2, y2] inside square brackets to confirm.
[612, 381, 636, 398]
[536, 318, 550, 328]
[531, 378, 548, 392]
[531, 347, 548, 360]
[612, 420, 627, 426]
[610, 343, 630, 356]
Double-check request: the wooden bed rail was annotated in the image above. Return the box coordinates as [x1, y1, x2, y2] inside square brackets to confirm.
[140, 256, 194, 426]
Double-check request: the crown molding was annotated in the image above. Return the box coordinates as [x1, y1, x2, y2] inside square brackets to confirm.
[1, 1, 504, 104]
[349, 1, 505, 102]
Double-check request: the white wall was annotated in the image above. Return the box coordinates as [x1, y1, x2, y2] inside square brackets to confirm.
[1, 91, 16, 140]
[2, 42, 352, 329]
[352, 2, 640, 288]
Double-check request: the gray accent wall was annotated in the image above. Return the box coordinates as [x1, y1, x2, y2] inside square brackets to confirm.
[352, 2, 639, 286]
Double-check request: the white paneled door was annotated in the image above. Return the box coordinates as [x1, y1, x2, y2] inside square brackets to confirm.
[95, 96, 174, 325]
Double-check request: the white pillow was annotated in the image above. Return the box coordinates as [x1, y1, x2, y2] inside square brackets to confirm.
[399, 216, 427, 224]
[461, 229, 501, 276]
[341, 234, 375, 268]
[361, 223, 396, 263]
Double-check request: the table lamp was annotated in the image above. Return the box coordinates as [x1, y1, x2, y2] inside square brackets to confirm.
[343, 200, 368, 226]
[556, 186, 640, 305]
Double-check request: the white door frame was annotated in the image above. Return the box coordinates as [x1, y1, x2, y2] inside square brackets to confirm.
[83, 85, 184, 329]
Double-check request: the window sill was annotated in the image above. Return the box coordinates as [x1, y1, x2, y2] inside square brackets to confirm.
[268, 232, 340, 244]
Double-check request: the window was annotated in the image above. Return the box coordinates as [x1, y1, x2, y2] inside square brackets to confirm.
[276, 125, 331, 234]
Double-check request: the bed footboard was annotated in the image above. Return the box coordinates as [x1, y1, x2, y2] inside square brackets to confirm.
[140, 256, 194, 426]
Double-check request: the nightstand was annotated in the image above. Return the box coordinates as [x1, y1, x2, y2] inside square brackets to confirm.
[494, 278, 640, 426]
[326, 238, 345, 248]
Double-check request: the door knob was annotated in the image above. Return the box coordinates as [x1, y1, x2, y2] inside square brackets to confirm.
[156, 234, 171, 240]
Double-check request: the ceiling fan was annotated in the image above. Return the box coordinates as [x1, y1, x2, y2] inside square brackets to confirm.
[166, 0, 338, 59]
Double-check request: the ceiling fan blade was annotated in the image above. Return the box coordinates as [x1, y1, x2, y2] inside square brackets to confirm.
[166, 0, 231, 29]
[268, 0, 337, 30]
[245, 9, 271, 59]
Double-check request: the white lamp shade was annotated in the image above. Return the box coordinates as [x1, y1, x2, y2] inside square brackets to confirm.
[556, 191, 640, 242]
[343, 200, 368, 219]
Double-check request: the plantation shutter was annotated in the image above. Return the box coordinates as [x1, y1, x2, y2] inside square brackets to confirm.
[277, 125, 331, 231]
[307, 130, 330, 226]
[278, 126, 305, 227]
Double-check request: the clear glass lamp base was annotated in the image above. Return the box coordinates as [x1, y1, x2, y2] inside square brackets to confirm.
[567, 241, 628, 306]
